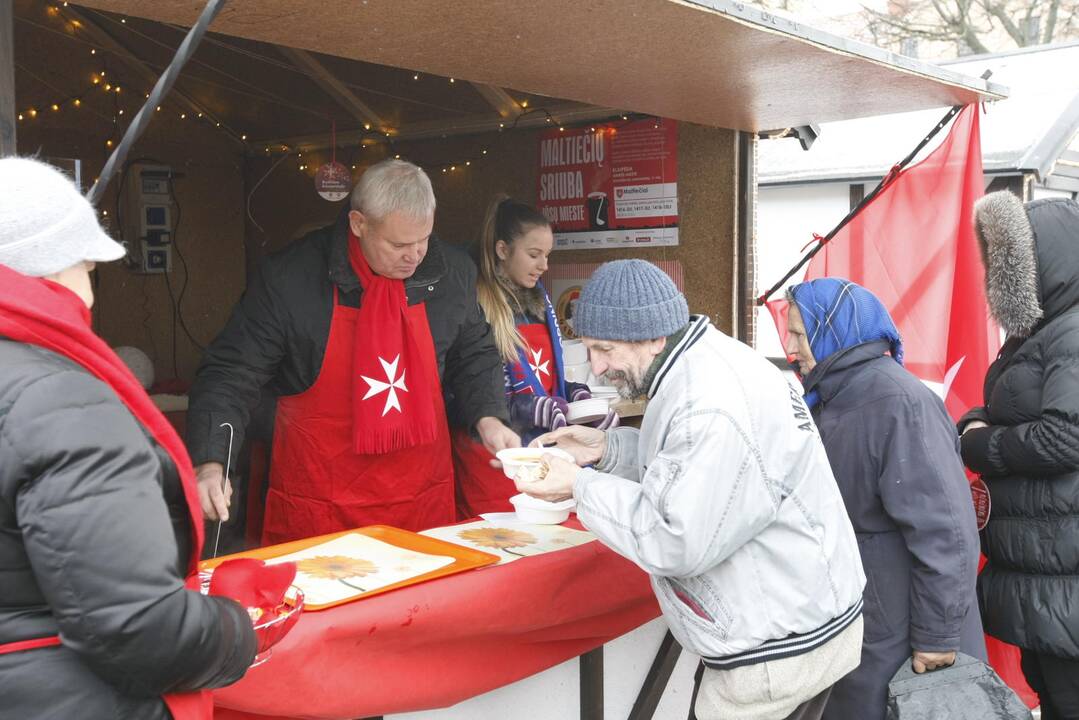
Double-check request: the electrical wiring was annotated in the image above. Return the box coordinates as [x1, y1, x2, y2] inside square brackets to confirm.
[165, 177, 207, 354]
[246, 150, 296, 237]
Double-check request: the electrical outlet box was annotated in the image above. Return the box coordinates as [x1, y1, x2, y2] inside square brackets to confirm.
[144, 229, 171, 246]
[141, 242, 172, 274]
[140, 204, 171, 239]
[139, 173, 171, 199]
[124, 163, 175, 273]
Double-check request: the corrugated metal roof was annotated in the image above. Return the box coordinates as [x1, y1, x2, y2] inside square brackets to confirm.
[759, 42, 1079, 185]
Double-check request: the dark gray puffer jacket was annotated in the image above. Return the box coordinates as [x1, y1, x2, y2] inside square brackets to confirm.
[959, 194, 1079, 660]
[0, 340, 256, 719]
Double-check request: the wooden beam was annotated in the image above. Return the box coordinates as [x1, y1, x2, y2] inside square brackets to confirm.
[628, 631, 683, 720]
[257, 102, 623, 152]
[687, 661, 704, 720]
[735, 130, 756, 346]
[277, 46, 384, 130]
[470, 82, 521, 119]
[0, 0, 15, 156]
[579, 646, 604, 720]
[63, 5, 243, 145]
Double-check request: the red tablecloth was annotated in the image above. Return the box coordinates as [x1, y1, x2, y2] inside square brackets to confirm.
[213, 530, 660, 720]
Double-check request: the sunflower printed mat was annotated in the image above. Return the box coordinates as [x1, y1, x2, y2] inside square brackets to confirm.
[260, 533, 455, 607]
[420, 521, 596, 563]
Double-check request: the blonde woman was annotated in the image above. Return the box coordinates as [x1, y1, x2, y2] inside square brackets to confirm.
[452, 196, 616, 517]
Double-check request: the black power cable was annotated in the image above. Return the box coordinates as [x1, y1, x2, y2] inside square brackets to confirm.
[162, 268, 180, 378]
[166, 176, 206, 353]
[158, 173, 207, 379]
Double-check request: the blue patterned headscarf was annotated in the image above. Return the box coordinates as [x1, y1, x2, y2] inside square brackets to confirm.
[787, 278, 904, 391]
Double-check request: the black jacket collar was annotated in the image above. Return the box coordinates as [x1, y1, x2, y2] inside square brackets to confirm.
[327, 207, 447, 294]
[802, 339, 891, 407]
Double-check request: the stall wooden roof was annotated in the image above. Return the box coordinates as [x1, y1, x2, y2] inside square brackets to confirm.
[70, 0, 1005, 133]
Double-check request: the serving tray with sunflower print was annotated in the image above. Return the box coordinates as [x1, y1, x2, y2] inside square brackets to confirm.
[420, 520, 596, 564]
[199, 526, 500, 611]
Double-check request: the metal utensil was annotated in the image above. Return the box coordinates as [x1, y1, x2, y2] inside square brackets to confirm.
[211, 422, 235, 558]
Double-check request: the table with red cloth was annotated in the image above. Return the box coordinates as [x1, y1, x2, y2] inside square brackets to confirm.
[213, 525, 661, 720]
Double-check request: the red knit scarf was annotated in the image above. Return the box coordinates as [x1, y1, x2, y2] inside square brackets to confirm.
[0, 264, 204, 574]
[348, 232, 438, 453]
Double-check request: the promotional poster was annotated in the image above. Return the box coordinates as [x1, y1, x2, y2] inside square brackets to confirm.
[536, 118, 679, 250]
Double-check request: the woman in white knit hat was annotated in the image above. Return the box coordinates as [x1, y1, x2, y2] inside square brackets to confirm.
[0, 157, 257, 719]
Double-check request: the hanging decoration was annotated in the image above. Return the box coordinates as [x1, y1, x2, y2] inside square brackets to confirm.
[314, 120, 351, 202]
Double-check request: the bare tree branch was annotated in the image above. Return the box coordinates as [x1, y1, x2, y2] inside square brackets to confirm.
[1044, 0, 1062, 42]
[981, 0, 1029, 44]
[961, 24, 994, 50]
[760, 0, 1079, 56]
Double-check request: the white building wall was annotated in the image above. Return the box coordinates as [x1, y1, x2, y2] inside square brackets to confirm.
[755, 182, 856, 358]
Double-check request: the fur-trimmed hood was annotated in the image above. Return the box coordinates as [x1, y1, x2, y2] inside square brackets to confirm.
[974, 193, 1079, 336]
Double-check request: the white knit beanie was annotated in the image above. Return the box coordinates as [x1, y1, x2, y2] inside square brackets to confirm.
[0, 157, 125, 277]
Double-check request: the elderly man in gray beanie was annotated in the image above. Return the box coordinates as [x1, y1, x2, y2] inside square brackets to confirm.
[523, 259, 866, 720]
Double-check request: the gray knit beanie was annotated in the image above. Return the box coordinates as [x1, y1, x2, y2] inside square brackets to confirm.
[573, 260, 689, 341]
[0, 157, 125, 277]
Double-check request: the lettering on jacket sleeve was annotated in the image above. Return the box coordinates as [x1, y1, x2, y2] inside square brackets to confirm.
[788, 383, 815, 432]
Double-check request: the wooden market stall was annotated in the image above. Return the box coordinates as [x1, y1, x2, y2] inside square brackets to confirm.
[0, 2, 1005, 718]
[3, 0, 1003, 380]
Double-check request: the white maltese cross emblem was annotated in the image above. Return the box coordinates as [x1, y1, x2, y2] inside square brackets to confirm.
[360, 354, 408, 416]
[529, 348, 550, 379]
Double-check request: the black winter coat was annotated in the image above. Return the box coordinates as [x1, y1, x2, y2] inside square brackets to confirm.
[186, 210, 507, 467]
[0, 340, 256, 720]
[806, 341, 985, 720]
[962, 196, 1079, 660]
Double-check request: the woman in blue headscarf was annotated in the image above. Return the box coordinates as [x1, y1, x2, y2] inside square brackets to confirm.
[785, 278, 986, 720]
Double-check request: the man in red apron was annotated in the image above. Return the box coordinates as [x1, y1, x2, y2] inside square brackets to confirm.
[187, 160, 516, 545]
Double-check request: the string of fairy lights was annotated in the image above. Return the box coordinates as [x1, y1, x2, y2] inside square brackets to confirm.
[18, 3, 246, 151]
[287, 110, 661, 182]
[19, 2, 661, 182]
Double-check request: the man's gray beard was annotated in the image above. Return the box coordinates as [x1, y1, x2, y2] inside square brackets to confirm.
[609, 369, 647, 401]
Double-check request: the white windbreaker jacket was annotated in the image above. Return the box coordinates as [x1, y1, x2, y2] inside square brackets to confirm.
[574, 317, 866, 669]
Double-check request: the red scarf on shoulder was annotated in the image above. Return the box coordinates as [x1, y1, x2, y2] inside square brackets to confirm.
[0, 263, 210, 718]
[348, 232, 438, 453]
[0, 264, 204, 557]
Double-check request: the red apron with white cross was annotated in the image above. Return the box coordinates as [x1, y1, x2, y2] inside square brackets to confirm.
[514, 323, 557, 395]
[452, 321, 556, 518]
[263, 290, 455, 545]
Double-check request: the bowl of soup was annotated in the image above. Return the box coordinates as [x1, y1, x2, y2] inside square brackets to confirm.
[495, 446, 575, 481]
[510, 493, 575, 524]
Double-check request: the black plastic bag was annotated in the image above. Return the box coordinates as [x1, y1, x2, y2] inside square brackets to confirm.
[886, 652, 1032, 720]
